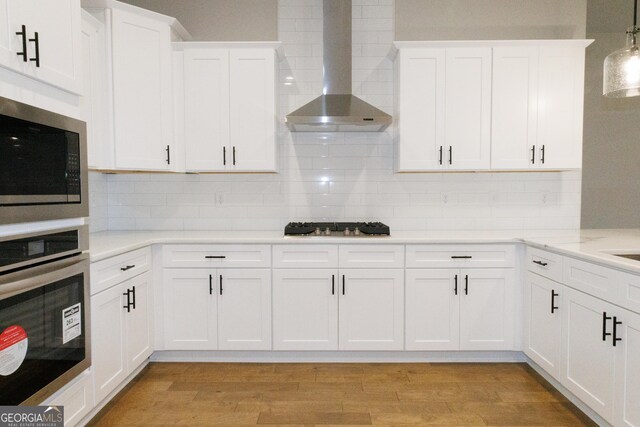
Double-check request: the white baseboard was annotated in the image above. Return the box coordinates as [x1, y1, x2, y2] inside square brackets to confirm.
[150, 350, 527, 363]
[525, 356, 609, 427]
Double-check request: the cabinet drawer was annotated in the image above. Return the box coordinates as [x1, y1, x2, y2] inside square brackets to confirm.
[563, 257, 619, 302]
[339, 245, 404, 268]
[91, 247, 151, 295]
[619, 271, 640, 314]
[526, 247, 563, 282]
[406, 244, 515, 268]
[44, 369, 94, 426]
[162, 244, 271, 268]
[273, 245, 338, 269]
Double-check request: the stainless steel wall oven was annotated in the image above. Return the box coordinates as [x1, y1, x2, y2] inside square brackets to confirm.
[0, 226, 90, 405]
[0, 96, 88, 224]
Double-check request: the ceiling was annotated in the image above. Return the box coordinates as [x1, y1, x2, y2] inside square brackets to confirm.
[588, 0, 636, 33]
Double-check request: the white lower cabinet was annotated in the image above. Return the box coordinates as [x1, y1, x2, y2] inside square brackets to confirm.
[405, 268, 514, 351]
[44, 369, 94, 427]
[561, 286, 617, 423]
[163, 268, 271, 350]
[615, 309, 640, 427]
[92, 271, 153, 404]
[524, 272, 562, 377]
[272, 269, 338, 351]
[272, 268, 404, 351]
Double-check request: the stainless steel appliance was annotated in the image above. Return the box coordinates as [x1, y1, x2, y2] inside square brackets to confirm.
[0, 96, 88, 224]
[0, 226, 90, 405]
[284, 222, 390, 237]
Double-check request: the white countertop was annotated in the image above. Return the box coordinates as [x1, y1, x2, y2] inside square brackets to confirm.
[88, 228, 640, 274]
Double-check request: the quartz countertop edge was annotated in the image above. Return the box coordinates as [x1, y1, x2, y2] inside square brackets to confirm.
[88, 229, 640, 275]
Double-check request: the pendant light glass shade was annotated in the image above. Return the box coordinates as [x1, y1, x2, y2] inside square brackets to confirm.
[604, 27, 640, 97]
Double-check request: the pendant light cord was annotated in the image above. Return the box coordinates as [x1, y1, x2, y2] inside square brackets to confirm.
[635, 0, 638, 28]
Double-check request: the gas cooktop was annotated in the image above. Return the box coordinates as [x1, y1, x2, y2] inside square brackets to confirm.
[284, 222, 390, 237]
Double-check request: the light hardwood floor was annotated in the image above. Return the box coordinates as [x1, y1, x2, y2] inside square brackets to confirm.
[88, 362, 595, 426]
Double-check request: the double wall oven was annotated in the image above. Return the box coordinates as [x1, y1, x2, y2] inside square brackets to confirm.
[0, 96, 91, 406]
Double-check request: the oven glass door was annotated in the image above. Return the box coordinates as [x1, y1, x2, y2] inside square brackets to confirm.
[0, 113, 81, 206]
[0, 260, 88, 405]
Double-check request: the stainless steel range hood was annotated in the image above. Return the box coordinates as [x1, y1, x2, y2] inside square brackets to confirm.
[285, 0, 392, 132]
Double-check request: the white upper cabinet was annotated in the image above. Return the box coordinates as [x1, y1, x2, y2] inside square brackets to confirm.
[492, 42, 588, 170]
[82, 0, 191, 171]
[182, 48, 229, 171]
[444, 48, 491, 170]
[395, 40, 591, 172]
[110, 8, 173, 170]
[0, 0, 82, 94]
[178, 43, 279, 173]
[395, 48, 445, 171]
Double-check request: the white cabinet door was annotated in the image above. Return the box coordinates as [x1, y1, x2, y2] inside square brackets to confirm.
[229, 49, 276, 172]
[445, 48, 491, 170]
[162, 269, 217, 350]
[339, 269, 404, 351]
[491, 47, 539, 170]
[17, 0, 82, 94]
[561, 287, 616, 423]
[0, 1, 18, 72]
[459, 269, 514, 350]
[537, 46, 585, 170]
[91, 283, 127, 404]
[524, 272, 562, 377]
[124, 271, 153, 369]
[111, 8, 173, 170]
[217, 269, 271, 350]
[405, 269, 459, 351]
[183, 48, 229, 172]
[272, 269, 338, 351]
[395, 48, 445, 171]
[614, 309, 640, 427]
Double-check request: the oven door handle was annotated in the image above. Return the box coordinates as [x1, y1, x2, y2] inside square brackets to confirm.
[0, 253, 90, 301]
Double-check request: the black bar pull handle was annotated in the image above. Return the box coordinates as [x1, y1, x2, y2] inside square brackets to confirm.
[464, 275, 469, 295]
[166, 145, 170, 164]
[541, 145, 545, 164]
[451, 255, 472, 259]
[219, 274, 223, 295]
[332, 274, 335, 295]
[531, 145, 536, 164]
[29, 31, 40, 67]
[342, 275, 345, 295]
[551, 290, 559, 314]
[16, 25, 28, 62]
[209, 274, 213, 295]
[131, 286, 136, 310]
[533, 260, 548, 267]
[439, 146, 443, 165]
[603, 312, 612, 341]
[233, 146, 236, 165]
[613, 317, 622, 347]
[120, 264, 135, 272]
[205, 255, 226, 259]
[454, 274, 458, 295]
[122, 289, 131, 312]
[223, 146, 226, 165]
[449, 146, 453, 165]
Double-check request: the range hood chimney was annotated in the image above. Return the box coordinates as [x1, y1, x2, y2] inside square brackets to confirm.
[285, 0, 392, 132]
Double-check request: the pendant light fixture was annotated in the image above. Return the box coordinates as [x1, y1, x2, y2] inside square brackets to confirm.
[603, 0, 640, 97]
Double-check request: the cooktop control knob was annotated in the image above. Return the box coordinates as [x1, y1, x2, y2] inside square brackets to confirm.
[354, 227, 360, 236]
[315, 227, 321, 235]
[344, 227, 350, 236]
[325, 227, 331, 236]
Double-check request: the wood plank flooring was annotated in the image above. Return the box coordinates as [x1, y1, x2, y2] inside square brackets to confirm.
[88, 362, 596, 426]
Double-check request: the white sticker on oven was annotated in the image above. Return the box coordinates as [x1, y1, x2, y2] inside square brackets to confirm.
[62, 303, 82, 344]
[0, 325, 28, 376]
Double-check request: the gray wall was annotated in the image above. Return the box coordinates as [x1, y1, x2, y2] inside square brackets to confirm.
[395, 0, 586, 40]
[581, 30, 640, 228]
[120, 0, 278, 41]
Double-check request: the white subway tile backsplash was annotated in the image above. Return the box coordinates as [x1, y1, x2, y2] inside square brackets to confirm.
[87, 0, 581, 233]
